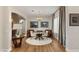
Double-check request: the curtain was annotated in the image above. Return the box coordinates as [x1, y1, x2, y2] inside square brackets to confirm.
[59, 6, 66, 47]
[52, 14, 55, 38]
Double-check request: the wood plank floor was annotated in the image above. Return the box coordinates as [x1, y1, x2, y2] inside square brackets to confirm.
[11, 37, 65, 52]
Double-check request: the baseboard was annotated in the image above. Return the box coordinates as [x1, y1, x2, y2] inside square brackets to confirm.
[0, 47, 12, 52]
[8, 47, 12, 52]
[66, 48, 79, 52]
[0, 49, 9, 52]
[66, 48, 69, 52]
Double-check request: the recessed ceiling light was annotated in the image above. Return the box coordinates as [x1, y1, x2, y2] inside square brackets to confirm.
[32, 10, 34, 12]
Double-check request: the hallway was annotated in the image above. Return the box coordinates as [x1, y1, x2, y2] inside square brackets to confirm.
[12, 38, 65, 52]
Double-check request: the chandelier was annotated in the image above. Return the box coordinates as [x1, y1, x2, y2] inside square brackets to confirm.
[36, 11, 43, 20]
[36, 15, 43, 20]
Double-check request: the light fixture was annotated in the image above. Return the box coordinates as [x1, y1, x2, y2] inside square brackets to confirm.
[36, 11, 43, 20]
[19, 19, 24, 23]
[36, 16, 43, 20]
[32, 10, 34, 12]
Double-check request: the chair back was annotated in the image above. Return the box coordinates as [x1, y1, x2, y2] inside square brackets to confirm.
[12, 30, 17, 37]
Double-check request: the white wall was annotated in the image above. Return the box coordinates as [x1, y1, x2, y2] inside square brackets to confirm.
[27, 16, 52, 31]
[66, 6, 79, 52]
[0, 7, 11, 51]
[0, 7, 3, 50]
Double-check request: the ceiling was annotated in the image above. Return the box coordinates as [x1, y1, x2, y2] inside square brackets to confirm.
[12, 6, 59, 17]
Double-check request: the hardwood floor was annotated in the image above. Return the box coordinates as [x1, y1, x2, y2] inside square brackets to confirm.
[11, 37, 65, 52]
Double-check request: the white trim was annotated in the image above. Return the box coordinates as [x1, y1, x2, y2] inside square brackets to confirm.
[66, 48, 79, 52]
[66, 48, 69, 52]
[0, 47, 12, 52]
[8, 47, 12, 52]
[0, 49, 9, 52]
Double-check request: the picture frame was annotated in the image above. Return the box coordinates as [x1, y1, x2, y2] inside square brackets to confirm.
[41, 21, 49, 28]
[30, 21, 38, 28]
[70, 14, 79, 26]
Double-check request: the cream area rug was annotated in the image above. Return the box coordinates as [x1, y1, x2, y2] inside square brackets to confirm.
[26, 37, 52, 45]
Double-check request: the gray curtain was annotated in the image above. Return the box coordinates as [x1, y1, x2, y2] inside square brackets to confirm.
[52, 14, 55, 38]
[59, 6, 66, 47]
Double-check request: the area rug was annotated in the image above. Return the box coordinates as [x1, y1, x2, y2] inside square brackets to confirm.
[26, 37, 52, 45]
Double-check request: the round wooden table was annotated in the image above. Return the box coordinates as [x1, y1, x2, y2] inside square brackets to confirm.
[35, 33, 44, 40]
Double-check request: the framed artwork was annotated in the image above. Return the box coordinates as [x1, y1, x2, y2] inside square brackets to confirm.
[70, 14, 79, 26]
[30, 21, 38, 28]
[41, 21, 49, 28]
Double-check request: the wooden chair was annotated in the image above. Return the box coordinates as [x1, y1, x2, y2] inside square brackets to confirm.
[27, 29, 35, 38]
[12, 29, 17, 37]
[45, 29, 53, 38]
